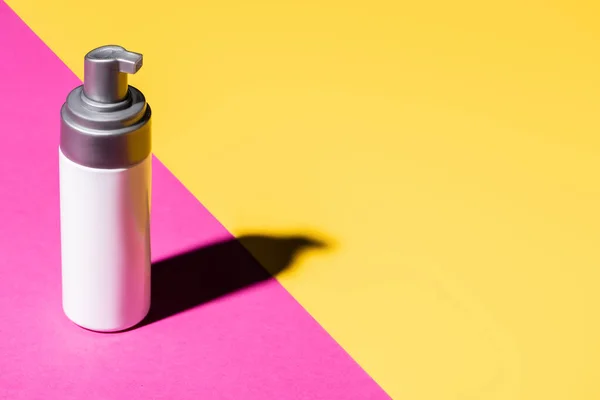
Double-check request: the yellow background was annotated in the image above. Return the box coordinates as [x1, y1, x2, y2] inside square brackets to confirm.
[8, 1, 600, 398]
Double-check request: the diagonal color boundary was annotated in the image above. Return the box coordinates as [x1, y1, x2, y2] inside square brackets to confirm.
[0, 3, 390, 399]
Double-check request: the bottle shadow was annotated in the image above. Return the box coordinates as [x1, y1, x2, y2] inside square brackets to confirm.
[138, 234, 327, 327]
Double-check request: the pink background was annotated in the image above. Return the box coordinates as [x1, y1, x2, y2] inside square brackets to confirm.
[0, 4, 389, 399]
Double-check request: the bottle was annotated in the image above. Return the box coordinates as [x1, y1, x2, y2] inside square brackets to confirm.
[59, 45, 152, 332]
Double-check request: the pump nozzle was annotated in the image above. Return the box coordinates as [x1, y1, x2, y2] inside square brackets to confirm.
[83, 45, 143, 103]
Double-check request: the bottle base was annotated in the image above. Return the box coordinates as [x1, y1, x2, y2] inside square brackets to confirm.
[63, 303, 150, 333]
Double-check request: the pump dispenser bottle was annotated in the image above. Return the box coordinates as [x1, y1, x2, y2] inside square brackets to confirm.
[59, 45, 152, 332]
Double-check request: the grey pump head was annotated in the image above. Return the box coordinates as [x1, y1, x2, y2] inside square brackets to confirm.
[60, 45, 151, 169]
[83, 45, 143, 103]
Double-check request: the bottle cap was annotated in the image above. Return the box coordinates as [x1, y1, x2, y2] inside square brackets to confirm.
[60, 45, 152, 169]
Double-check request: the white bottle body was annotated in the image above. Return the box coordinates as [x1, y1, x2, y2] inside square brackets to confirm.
[59, 148, 151, 332]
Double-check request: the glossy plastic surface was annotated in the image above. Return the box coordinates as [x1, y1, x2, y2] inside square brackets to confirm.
[59, 149, 151, 332]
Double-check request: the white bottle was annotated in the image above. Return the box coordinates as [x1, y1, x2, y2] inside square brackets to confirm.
[59, 45, 152, 332]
